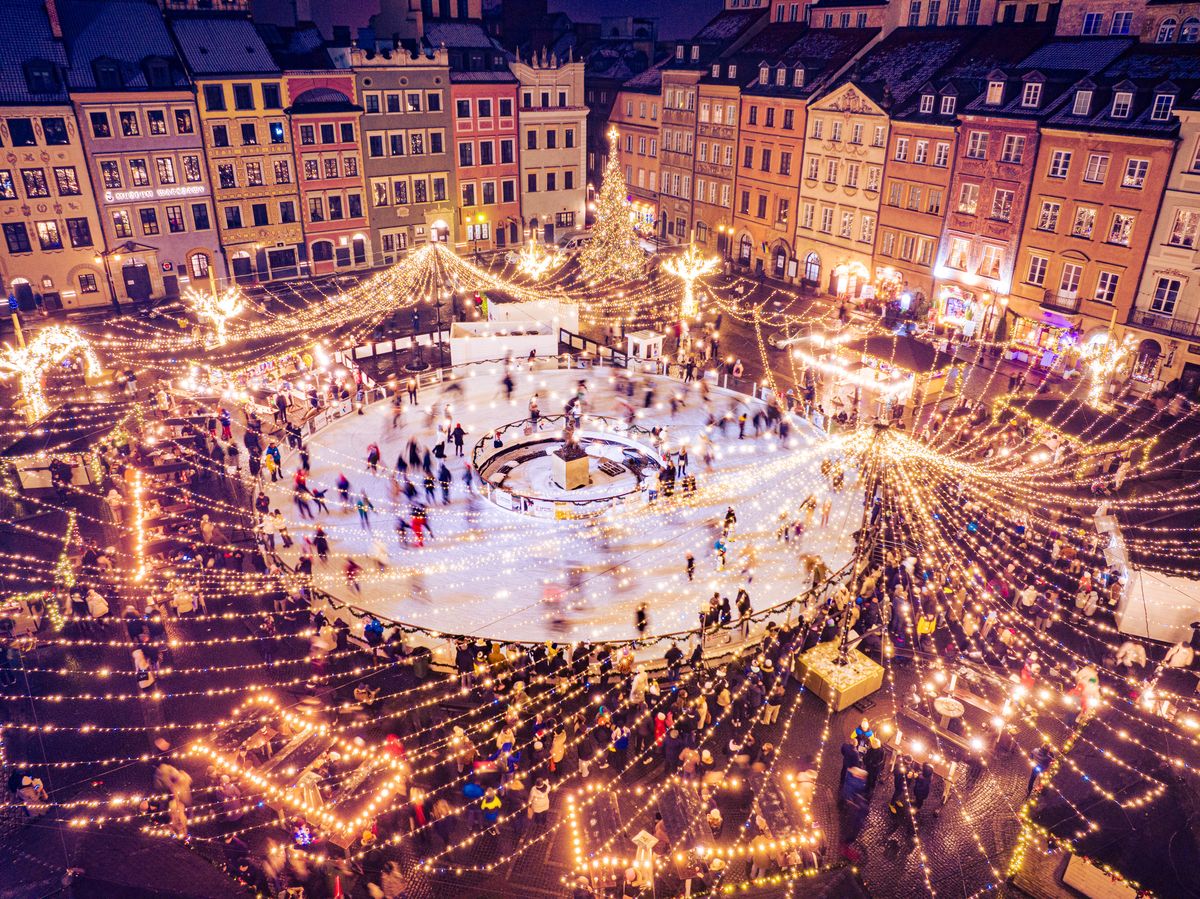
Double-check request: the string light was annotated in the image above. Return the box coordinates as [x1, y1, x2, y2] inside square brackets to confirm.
[0, 325, 105, 421]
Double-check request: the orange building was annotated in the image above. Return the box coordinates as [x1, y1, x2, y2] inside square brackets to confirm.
[694, 67, 743, 257]
[611, 65, 664, 235]
[1011, 48, 1194, 355]
[731, 25, 876, 280]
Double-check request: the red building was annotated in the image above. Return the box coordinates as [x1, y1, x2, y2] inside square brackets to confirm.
[284, 73, 369, 274]
[451, 76, 521, 253]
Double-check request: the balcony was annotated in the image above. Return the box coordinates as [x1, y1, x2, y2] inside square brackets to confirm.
[1130, 310, 1200, 339]
[1041, 289, 1080, 313]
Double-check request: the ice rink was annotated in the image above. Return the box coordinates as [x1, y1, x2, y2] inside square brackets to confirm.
[266, 363, 860, 644]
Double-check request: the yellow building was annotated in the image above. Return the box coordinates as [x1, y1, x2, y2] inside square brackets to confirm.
[171, 17, 305, 283]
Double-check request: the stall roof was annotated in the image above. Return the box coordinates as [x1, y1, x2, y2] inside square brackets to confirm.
[0, 401, 134, 458]
[1017, 398, 1154, 445]
[841, 335, 954, 374]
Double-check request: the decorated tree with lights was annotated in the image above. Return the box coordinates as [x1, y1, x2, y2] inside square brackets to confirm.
[577, 128, 646, 283]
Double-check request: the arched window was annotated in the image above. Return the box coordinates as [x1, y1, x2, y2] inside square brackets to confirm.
[804, 252, 821, 283]
[738, 235, 752, 264]
[1181, 17, 1199, 41]
[189, 252, 209, 279]
[1157, 17, 1177, 42]
[312, 240, 333, 262]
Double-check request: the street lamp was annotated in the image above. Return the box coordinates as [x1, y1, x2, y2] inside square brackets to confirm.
[716, 224, 733, 264]
[468, 212, 487, 260]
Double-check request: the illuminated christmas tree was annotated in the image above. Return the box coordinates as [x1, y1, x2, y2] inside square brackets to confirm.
[577, 128, 646, 283]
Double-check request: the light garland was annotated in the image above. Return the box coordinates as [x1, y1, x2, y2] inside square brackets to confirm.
[185, 285, 245, 348]
[0, 325, 105, 421]
[661, 244, 721, 322]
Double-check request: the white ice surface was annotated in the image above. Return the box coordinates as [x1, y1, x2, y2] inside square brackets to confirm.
[266, 364, 858, 644]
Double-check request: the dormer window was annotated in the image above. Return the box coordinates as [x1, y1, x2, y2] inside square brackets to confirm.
[986, 80, 1004, 105]
[711, 64, 719, 77]
[23, 61, 58, 94]
[1072, 90, 1092, 116]
[690, 45, 700, 61]
[675, 44, 684, 60]
[920, 93, 934, 114]
[144, 57, 171, 90]
[775, 67, 786, 86]
[728, 64, 737, 79]
[941, 95, 956, 115]
[759, 66, 769, 85]
[1111, 91, 1133, 118]
[93, 59, 123, 91]
[1021, 82, 1042, 108]
[1151, 93, 1175, 121]
[792, 68, 804, 87]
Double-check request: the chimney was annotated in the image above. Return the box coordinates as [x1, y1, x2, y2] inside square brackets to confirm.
[45, 0, 62, 39]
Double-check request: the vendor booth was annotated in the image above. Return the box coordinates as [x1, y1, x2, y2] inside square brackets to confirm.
[828, 335, 963, 427]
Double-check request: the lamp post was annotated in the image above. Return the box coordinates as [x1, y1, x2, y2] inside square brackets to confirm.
[435, 290, 448, 368]
[468, 212, 487, 260]
[94, 249, 122, 316]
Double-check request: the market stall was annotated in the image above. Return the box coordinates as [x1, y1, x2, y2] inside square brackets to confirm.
[827, 335, 963, 428]
[796, 641, 884, 711]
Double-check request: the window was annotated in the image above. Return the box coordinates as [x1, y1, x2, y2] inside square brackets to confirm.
[1157, 18, 1177, 42]
[860, 215, 875, 243]
[308, 196, 324, 221]
[312, 241, 333, 262]
[907, 185, 922, 210]
[825, 159, 838, 183]
[1151, 93, 1175, 121]
[1072, 206, 1096, 238]
[991, 188, 1014, 221]
[831, 121, 842, 142]
[760, 149, 771, 172]
[21, 169, 49, 198]
[966, 131, 989, 159]
[54, 167, 80, 196]
[1000, 134, 1025, 164]
[1151, 277, 1181, 313]
[211, 125, 229, 148]
[1082, 11, 1103, 34]
[986, 81, 1004, 105]
[230, 83, 253, 111]
[461, 183, 475, 206]
[927, 189, 942, 214]
[846, 163, 859, 188]
[1027, 254, 1048, 285]
[1108, 212, 1133, 245]
[806, 156, 819, 180]
[1095, 271, 1119, 302]
[1169, 209, 1200, 247]
[900, 234, 916, 259]
[820, 207, 834, 233]
[35, 220, 61, 250]
[895, 138, 909, 161]
[1021, 82, 1042, 107]
[406, 92, 421, 113]
[941, 95, 956, 115]
[1059, 262, 1081, 294]
[1072, 90, 1092, 117]
[811, 119, 823, 139]
[300, 125, 315, 145]
[42, 117, 68, 145]
[766, 108, 776, 127]
[262, 83, 281, 109]
[191, 204, 210, 230]
[1048, 150, 1071, 179]
[89, 112, 110, 138]
[851, 123, 862, 145]
[328, 196, 343, 219]
[100, 161, 122, 189]
[1111, 92, 1133, 118]
[1037, 200, 1061, 231]
[203, 84, 226, 111]
[139, 208, 159, 235]
[477, 99, 492, 118]
[241, 123, 257, 145]
[920, 94, 934, 114]
[365, 93, 381, 115]
[218, 164, 236, 189]
[499, 99, 512, 117]
[274, 160, 291, 185]
[839, 211, 854, 238]
[0, 172, 14, 199]
[3, 223, 30, 253]
[909, 0, 922, 26]
[279, 201, 295, 224]
[779, 152, 792, 176]
[1110, 10, 1132, 34]
[888, 181, 903, 206]
[340, 123, 354, 143]
[979, 245, 1002, 279]
[24, 62, 57, 94]
[757, 195, 768, 218]
[947, 237, 969, 269]
[166, 206, 185, 233]
[458, 142, 473, 167]
[957, 182, 979, 214]
[119, 111, 139, 137]
[777, 198, 790, 225]
[175, 109, 193, 134]
[546, 173, 557, 192]
[246, 162, 263, 187]
[410, 133, 424, 155]
[79, 274, 97, 293]
[881, 231, 895, 254]
[914, 141, 928, 164]
[934, 142, 949, 167]
[252, 203, 269, 227]
[147, 110, 167, 135]
[456, 99, 470, 118]
[1083, 153, 1109, 183]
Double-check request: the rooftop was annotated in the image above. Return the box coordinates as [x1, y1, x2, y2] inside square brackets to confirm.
[169, 16, 279, 78]
[61, 0, 189, 91]
[0, 0, 70, 105]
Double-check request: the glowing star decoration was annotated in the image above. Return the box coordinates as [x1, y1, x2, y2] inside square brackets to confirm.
[516, 238, 565, 281]
[576, 127, 647, 284]
[661, 244, 720, 321]
[0, 325, 103, 421]
[1079, 332, 1136, 409]
[186, 285, 245, 347]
